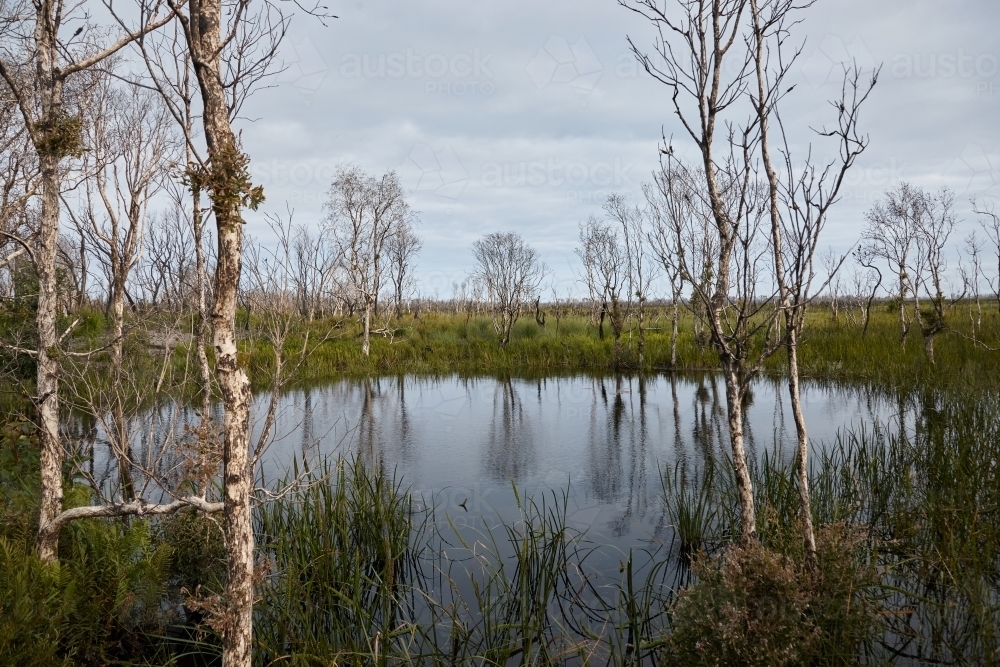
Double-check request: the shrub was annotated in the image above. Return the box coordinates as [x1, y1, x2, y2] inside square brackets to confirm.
[0, 515, 175, 667]
[662, 524, 878, 667]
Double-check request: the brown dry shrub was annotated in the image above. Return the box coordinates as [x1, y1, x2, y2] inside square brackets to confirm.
[662, 523, 878, 666]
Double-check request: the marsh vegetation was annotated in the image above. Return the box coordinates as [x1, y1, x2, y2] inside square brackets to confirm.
[2, 0, 998, 662]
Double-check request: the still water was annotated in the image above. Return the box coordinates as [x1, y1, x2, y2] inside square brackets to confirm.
[80, 372, 901, 552]
[245, 373, 899, 551]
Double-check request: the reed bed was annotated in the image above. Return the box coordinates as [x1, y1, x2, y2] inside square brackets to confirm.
[662, 389, 1000, 664]
[247, 390, 1000, 665]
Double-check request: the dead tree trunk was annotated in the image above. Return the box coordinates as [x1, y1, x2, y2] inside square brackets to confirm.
[35, 150, 63, 562]
[180, 0, 264, 660]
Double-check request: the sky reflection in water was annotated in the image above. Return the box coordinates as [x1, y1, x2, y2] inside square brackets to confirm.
[254, 373, 900, 552]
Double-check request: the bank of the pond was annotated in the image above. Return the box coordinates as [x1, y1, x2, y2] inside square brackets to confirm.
[7, 305, 997, 409]
[236, 306, 1000, 395]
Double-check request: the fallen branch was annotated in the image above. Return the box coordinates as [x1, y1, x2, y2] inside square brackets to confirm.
[36, 496, 224, 551]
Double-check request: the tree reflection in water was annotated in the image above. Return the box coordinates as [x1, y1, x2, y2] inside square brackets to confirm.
[484, 378, 535, 482]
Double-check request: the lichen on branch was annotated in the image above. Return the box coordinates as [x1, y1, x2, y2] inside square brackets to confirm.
[184, 140, 264, 223]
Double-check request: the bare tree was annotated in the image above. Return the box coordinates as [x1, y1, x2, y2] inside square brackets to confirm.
[326, 166, 411, 355]
[624, 0, 875, 550]
[0, 76, 36, 281]
[974, 199, 1000, 313]
[163, 0, 297, 658]
[847, 263, 881, 333]
[852, 247, 883, 336]
[623, 0, 781, 541]
[471, 231, 545, 346]
[576, 216, 628, 354]
[135, 16, 216, 423]
[68, 76, 178, 500]
[0, 0, 172, 562]
[860, 182, 924, 345]
[962, 232, 984, 335]
[386, 216, 422, 318]
[748, 0, 876, 563]
[822, 249, 842, 323]
[604, 193, 656, 366]
[264, 211, 338, 321]
[911, 187, 957, 363]
[647, 171, 710, 367]
[137, 201, 202, 309]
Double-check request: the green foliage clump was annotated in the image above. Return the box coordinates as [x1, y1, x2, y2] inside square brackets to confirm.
[0, 512, 177, 666]
[0, 422, 220, 666]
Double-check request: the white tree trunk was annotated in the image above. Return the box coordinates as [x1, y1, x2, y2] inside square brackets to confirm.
[722, 367, 756, 542]
[187, 0, 256, 660]
[786, 327, 817, 563]
[362, 301, 371, 356]
[670, 300, 679, 368]
[109, 278, 136, 501]
[194, 194, 213, 422]
[35, 153, 64, 563]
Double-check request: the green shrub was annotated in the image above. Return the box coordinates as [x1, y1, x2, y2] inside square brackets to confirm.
[0, 514, 176, 667]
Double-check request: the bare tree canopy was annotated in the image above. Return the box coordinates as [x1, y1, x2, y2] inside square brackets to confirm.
[325, 165, 417, 355]
[623, 0, 877, 549]
[577, 215, 628, 344]
[471, 231, 545, 346]
[859, 182, 924, 345]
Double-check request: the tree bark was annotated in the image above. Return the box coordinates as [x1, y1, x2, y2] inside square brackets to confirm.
[212, 187, 254, 667]
[670, 300, 679, 368]
[722, 366, 755, 542]
[186, 0, 256, 661]
[194, 194, 213, 422]
[35, 152, 64, 563]
[109, 272, 136, 502]
[750, 0, 817, 561]
[898, 272, 909, 345]
[362, 301, 371, 356]
[636, 297, 645, 367]
[785, 328, 817, 564]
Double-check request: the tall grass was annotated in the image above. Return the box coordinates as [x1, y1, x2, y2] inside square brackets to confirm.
[255, 457, 423, 665]
[252, 459, 686, 665]
[231, 303, 1000, 393]
[662, 389, 1000, 664]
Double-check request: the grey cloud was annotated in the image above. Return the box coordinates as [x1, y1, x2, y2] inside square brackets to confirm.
[240, 0, 1000, 293]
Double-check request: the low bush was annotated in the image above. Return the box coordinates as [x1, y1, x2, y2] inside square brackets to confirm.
[663, 524, 879, 667]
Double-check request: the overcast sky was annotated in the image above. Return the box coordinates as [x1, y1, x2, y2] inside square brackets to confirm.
[238, 0, 1000, 298]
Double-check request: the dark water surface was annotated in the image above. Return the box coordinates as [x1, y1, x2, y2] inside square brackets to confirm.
[79, 373, 901, 548]
[246, 373, 899, 552]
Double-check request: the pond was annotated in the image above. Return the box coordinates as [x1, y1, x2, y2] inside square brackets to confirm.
[77, 372, 996, 662]
[80, 372, 904, 545]
[249, 373, 901, 552]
